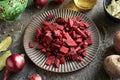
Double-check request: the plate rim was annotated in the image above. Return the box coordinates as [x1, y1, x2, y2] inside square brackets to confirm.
[23, 9, 101, 73]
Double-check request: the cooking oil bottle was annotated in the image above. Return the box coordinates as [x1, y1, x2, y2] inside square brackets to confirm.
[74, 0, 97, 10]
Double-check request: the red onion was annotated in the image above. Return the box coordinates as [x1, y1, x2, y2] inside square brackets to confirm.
[53, 0, 64, 4]
[4, 54, 25, 80]
[29, 74, 42, 80]
[34, 0, 48, 8]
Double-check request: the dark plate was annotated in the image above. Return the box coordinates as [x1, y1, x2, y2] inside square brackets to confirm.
[23, 9, 100, 73]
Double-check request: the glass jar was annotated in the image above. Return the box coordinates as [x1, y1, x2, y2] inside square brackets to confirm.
[74, 0, 97, 10]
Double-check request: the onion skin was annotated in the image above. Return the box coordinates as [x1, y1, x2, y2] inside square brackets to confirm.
[53, 0, 64, 4]
[4, 54, 25, 80]
[34, 0, 48, 8]
[29, 74, 42, 80]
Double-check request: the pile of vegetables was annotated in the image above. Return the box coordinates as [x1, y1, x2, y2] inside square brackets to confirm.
[29, 14, 93, 68]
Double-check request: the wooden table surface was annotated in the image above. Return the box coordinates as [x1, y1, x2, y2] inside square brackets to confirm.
[0, 0, 120, 80]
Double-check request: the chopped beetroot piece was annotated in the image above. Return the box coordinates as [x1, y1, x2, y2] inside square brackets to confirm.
[48, 24, 57, 31]
[76, 34, 82, 38]
[54, 39, 63, 45]
[36, 28, 42, 37]
[51, 23, 64, 30]
[75, 47, 81, 52]
[71, 54, 78, 61]
[42, 21, 50, 26]
[34, 28, 42, 42]
[45, 52, 51, 57]
[73, 31, 77, 39]
[85, 31, 91, 37]
[86, 37, 93, 45]
[68, 50, 76, 55]
[52, 43, 61, 48]
[43, 43, 47, 47]
[77, 56, 82, 62]
[36, 45, 43, 50]
[72, 16, 82, 22]
[82, 52, 87, 57]
[64, 32, 77, 46]
[78, 49, 85, 54]
[68, 18, 74, 27]
[29, 41, 34, 48]
[79, 26, 85, 30]
[73, 26, 87, 39]
[60, 46, 69, 54]
[41, 48, 47, 53]
[84, 22, 90, 28]
[45, 56, 55, 66]
[83, 41, 88, 48]
[60, 56, 66, 64]
[45, 32, 53, 44]
[47, 14, 55, 21]
[79, 21, 85, 27]
[75, 16, 82, 21]
[43, 26, 51, 31]
[54, 58, 60, 68]
[56, 17, 66, 25]
[56, 54, 64, 58]
[53, 30, 62, 38]
[34, 36, 39, 42]
[76, 38, 82, 43]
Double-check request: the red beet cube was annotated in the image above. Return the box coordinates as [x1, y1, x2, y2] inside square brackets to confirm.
[47, 14, 55, 21]
[79, 21, 85, 27]
[53, 30, 62, 38]
[76, 38, 82, 43]
[60, 46, 69, 54]
[34, 28, 42, 42]
[71, 54, 78, 61]
[29, 41, 34, 48]
[46, 56, 55, 66]
[56, 17, 66, 25]
[72, 16, 82, 22]
[75, 47, 81, 52]
[68, 18, 74, 27]
[42, 21, 50, 26]
[51, 23, 64, 30]
[73, 31, 77, 39]
[64, 32, 77, 46]
[77, 56, 82, 62]
[82, 52, 87, 57]
[52, 43, 61, 48]
[84, 22, 90, 28]
[83, 41, 88, 48]
[54, 58, 60, 68]
[36, 45, 43, 50]
[68, 49, 76, 55]
[60, 56, 66, 64]
[73, 26, 87, 39]
[86, 37, 93, 45]
[78, 49, 85, 54]
[41, 48, 47, 53]
[45, 31, 53, 44]
[85, 31, 91, 37]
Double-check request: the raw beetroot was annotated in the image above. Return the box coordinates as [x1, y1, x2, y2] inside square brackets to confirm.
[29, 15, 93, 68]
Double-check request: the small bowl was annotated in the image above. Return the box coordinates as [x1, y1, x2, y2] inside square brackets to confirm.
[103, 0, 120, 21]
